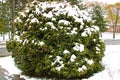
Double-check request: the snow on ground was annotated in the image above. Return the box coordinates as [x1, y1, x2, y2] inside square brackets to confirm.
[0, 45, 120, 80]
[0, 57, 38, 80]
[100, 32, 120, 40]
[0, 56, 21, 75]
[0, 33, 10, 42]
[86, 45, 120, 80]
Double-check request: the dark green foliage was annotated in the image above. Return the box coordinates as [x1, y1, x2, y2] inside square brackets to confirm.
[91, 4, 107, 32]
[0, 1, 9, 34]
[6, 1, 105, 79]
[0, 18, 9, 34]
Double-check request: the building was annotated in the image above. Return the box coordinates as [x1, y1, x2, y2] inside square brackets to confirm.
[107, 25, 120, 33]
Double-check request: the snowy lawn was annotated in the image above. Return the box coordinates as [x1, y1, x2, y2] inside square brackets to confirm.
[0, 45, 120, 80]
[86, 45, 120, 80]
[100, 32, 120, 40]
[0, 33, 10, 42]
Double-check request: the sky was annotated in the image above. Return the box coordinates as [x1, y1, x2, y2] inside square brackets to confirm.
[87, 0, 120, 4]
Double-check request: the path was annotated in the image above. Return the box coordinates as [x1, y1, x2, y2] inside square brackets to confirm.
[0, 46, 25, 80]
[0, 42, 11, 57]
[0, 48, 11, 57]
[104, 39, 120, 45]
[0, 63, 25, 80]
[0, 66, 7, 80]
[0, 66, 25, 80]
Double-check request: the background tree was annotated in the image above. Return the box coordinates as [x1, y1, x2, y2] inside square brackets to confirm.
[66, 0, 86, 9]
[0, 0, 32, 40]
[9, 0, 15, 38]
[8, 0, 31, 38]
[91, 4, 107, 37]
[0, 0, 86, 40]
[0, 0, 10, 40]
[105, 3, 120, 39]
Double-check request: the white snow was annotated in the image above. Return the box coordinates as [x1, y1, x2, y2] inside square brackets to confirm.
[0, 57, 39, 80]
[75, 17, 84, 25]
[70, 54, 77, 62]
[70, 30, 78, 35]
[43, 11, 53, 18]
[51, 56, 64, 71]
[14, 17, 22, 23]
[96, 46, 100, 51]
[82, 27, 92, 36]
[52, 56, 62, 66]
[55, 64, 64, 71]
[92, 25, 99, 31]
[80, 25, 84, 29]
[58, 20, 70, 25]
[31, 39, 45, 46]
[87, 60, 94, 65]
[46, 22, 57, 30]
[18, 12, 26, 18]
[82, 65, 87, 70]
[67, 28, 78, 35]
[0, 56, 21, 74]
[34, 5, 41, 15]
[39, 27, 47, 31]
[29, 14, 34, 18]
[52, 17, 56, 21]
[63, 49, 70, 54]
[30, 18, 39, 23]
[25, 1, 92, 29]
[78, 67, 83, 72]
[84, 45, 120, 80]
[73, 43, 84, 52]
[100, 32, 120, 40]
[81, 26, 99, 37]
[23, 39, 29, 45]
[84, 58, 94, 65]
[38, 41, 45, 46]
[71, 28, 78, 35]
[0, 33, 10, 42]
[78, 65, 87, 72]
[24, 7, 30, 13]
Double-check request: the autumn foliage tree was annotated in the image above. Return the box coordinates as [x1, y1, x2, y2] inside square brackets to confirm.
[105, 3, 120, 39]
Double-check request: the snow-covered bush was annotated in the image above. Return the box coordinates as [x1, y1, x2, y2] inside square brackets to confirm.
[6, 0, 105, 79]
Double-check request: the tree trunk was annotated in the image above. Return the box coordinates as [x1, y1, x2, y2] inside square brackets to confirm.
[9, 32, 11, 39]
[11, 0, 15, 38]
[113, 24, 117, 39]
[100, 32, 102, 38]
[113, 26, 116, 39]
[18, 0, 21, 10]
[1, 33, 5, 40]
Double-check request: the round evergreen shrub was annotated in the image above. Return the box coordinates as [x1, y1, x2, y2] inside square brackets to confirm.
[6, 0, 105, 79]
